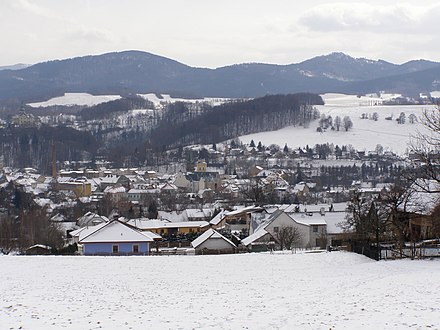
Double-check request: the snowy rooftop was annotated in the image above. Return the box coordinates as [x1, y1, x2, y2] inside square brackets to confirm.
[191, 228, 236, 249]
[80, 221, 154, 243]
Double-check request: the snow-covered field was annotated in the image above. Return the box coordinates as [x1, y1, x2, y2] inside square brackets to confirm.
[138, 93, 231, 107]
[27, 93, 122, 107]
[240, 94, 435, 155]
[1, 252, 439, 329]
[27, 92, 231, 109]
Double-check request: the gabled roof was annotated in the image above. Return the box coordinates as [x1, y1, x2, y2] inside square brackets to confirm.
[70, 222, 110, 240]
[241, 229, 271, 246]
[80, 220, 154, 244]
[224, 205, 264, 217]
[76, 212, 109, 227]
[405, 180, 440, 215]
[210, 210, 226, 226]
[191, 229, 236, 249]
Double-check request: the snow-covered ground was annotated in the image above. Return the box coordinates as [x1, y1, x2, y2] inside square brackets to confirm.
[27, 93, 122, 107]
[27, 92, 231, 109]
[1, 252, 439, 329]
[138, 93, 232, 107]
[240, 94, 435, 155]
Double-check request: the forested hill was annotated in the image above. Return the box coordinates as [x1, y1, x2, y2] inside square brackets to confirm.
[148, 93, 323, 149]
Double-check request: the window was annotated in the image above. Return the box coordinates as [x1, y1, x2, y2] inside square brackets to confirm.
[273, 226, 279, 233]
[132, 244, 139, 253]
[112, 245, 119, 253]
[313, 226, 318, 233]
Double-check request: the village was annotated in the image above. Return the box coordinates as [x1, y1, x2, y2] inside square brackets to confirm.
[1, 136, 438, 259]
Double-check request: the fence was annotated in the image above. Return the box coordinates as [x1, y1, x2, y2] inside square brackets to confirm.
[351, 240, 440, 261]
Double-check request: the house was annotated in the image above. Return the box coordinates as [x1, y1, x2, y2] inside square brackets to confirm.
[390, 180, 440, 241]
[79, 220, 154, 255]
[191, 229, 236, 254]
[76, 212, 109, 227]
[127, 218, 209, 236]
[56, 179, 92, 197]
[97, 175, 130, 191]
[215, 205, 265, 233]
[174, 171, 220, 192]
[245, 210, 323, 250]
[103, 185, 127, 203]
[11, 110, 41, 128]
[241, 228, 275, 252]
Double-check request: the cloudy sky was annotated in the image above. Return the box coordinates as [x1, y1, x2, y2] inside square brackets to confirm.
[2, 0, 440, 68]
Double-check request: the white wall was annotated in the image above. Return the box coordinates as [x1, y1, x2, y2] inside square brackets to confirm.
[198, 238, 234, 250]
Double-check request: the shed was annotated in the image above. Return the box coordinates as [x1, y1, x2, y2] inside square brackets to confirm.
[25, 244, 52, 255]
[191, 229, 236, 255]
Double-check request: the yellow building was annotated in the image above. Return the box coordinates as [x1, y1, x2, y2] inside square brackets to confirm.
[57, 181, 92, 197]
[127, 219, 210, 236]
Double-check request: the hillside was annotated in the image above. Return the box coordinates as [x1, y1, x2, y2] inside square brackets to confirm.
[240, 93, 434, 155]
[1, 51, 440, 105]
[147, 93, 324, 149]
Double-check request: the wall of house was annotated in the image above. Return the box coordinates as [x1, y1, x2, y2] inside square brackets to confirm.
[266, 213, 311, 248]
[83, 242, 149, 255]
[174, 173, 191, 189]
[197, 238, 234, 251]
[309, 224, 327, 248]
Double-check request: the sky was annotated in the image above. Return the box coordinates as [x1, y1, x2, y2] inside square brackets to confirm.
[2, 0, 440, 68]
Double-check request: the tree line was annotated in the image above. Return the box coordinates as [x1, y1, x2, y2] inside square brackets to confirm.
[147, 93, 323, 150]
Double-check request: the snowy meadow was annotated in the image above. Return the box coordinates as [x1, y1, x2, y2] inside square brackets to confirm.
[241, 94, 435, 155]
[1, 252, 439, 329]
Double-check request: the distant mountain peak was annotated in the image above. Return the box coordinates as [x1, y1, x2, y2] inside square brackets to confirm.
[0, 63, 31, 71]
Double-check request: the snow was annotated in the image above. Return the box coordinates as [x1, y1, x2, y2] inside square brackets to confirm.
[430, 91, 440, 98]
[80, 221, 153, 243]
[240, 94, 435, 155]
[138, 93, 233, 107]
[27, 93, 121, 107]
[1, 252, 439, 329]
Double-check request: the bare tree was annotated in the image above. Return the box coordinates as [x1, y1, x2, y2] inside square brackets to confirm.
[275, 226, 303, 251]
[334, 116, 342, 131]
[408, 106, 440, 192]
[381, 181, 415, 256]
[0, 214, 17, 254]
[343, 116, 353, 131]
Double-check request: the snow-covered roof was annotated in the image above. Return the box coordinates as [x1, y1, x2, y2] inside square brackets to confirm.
[210, 210, 226, 226]
[80, 220, 154, 244]
[241, 228, 270, 246]
[405, 180, 440, 215]
[293, 214, 327, 226]
[191, 229, 236, 249]
[26, 244, 51, 250]
[185, 208, 212, 219]
[324, 213, 347, 235]
[224, 205, 263, 216]
[127, 219, 209, 230]
[70, 222, 108, 240]
[104, 186, 126, 194]
[76, 212, 109, 227]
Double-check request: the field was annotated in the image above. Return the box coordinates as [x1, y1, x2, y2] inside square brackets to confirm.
[241, 94, 435, 155]
[1, 252, 439, 329]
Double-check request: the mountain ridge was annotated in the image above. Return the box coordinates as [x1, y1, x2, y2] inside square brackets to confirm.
[1, 50, 439, 104]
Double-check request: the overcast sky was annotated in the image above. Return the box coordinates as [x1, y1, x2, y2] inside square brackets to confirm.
[2, 0, 440, 68]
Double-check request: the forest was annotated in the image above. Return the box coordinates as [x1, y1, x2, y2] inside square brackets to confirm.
[147, 93, 323, 150]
